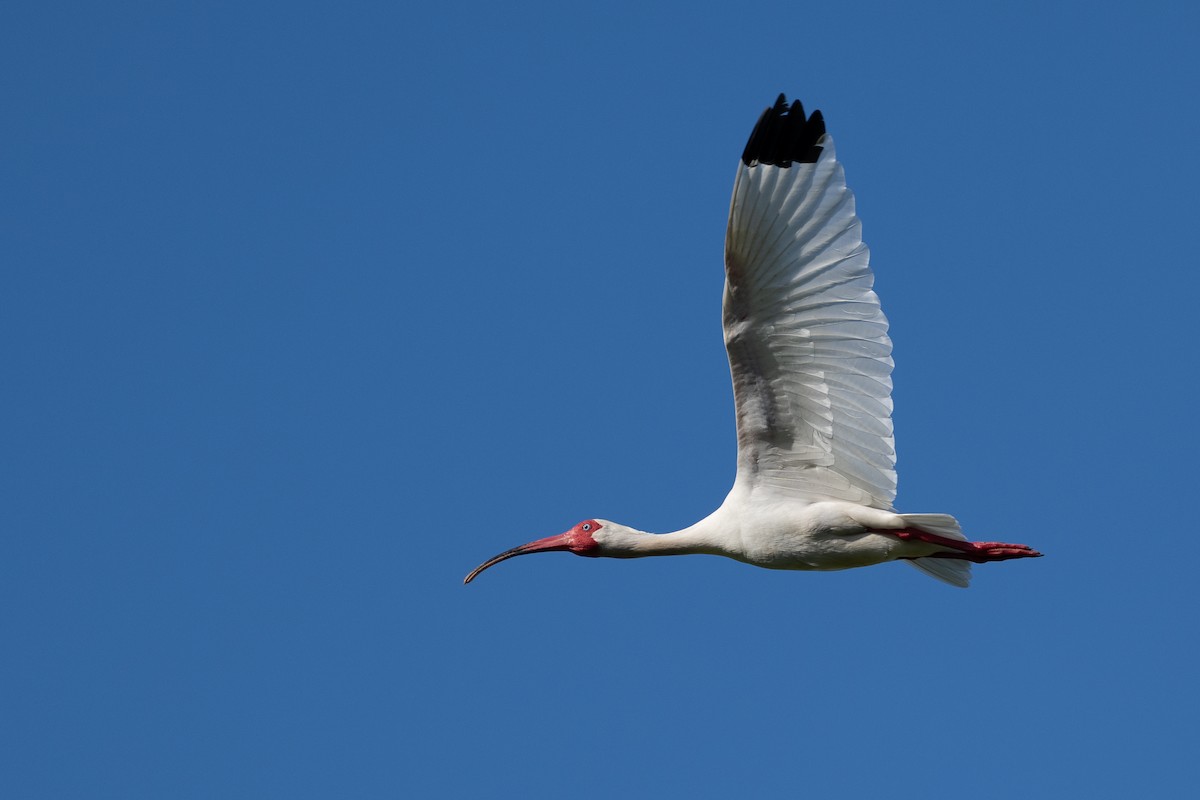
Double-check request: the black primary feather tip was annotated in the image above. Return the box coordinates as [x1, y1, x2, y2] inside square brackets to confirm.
[741, 93, 826, 167]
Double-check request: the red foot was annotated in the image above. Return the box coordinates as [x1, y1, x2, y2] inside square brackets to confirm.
[891, 529, 1043, 563]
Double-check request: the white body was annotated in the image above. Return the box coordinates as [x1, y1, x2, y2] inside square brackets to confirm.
[595, 498, 965, 577]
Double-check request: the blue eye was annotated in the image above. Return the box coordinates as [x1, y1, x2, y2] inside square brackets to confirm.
[583, 523, 592, 531]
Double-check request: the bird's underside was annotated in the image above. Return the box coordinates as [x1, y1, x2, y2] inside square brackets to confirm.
[665, 497, 1041, 588]
[464, 94, 1042, 589]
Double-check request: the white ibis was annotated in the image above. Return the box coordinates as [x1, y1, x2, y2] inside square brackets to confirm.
[466, 95, 1041, 588]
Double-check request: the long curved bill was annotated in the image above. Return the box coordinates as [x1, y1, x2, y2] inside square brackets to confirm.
[463, 532, 577, 584]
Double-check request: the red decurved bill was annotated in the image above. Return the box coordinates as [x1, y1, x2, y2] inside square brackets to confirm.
[463, 532, 578, 585]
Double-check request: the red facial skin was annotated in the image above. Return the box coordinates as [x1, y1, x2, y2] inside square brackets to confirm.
[463, 520, 602, 584]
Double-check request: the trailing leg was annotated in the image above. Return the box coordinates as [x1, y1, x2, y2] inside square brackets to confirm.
[892, 528, 1043, 563]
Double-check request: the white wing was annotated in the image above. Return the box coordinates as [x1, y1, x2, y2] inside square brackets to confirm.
[723, 96, 895, 509]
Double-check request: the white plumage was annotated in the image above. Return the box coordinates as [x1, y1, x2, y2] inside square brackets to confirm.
[465, 95, 1041, 588]
[725, 132, 894, 509]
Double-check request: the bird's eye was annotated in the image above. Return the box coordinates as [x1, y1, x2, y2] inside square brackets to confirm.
[582, 523, 592, 531]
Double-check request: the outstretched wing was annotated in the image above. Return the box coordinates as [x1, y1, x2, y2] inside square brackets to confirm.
[723, 95, 895, 509]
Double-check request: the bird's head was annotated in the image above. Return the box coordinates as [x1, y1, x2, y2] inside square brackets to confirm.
[463, 519, 644, 584]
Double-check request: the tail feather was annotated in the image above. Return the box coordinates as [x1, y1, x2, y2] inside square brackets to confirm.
[899, 513, 971, 588]
[906, 556, 971, 588]
[900, 513, 967, 540]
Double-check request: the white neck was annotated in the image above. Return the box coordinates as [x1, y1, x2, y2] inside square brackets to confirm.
[610, 517, 730, 558]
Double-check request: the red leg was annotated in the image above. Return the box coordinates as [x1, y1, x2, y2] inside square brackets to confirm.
[890, 529, 1043, 563]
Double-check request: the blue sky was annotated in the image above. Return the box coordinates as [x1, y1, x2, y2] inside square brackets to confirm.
[3, 1, 1198, 797]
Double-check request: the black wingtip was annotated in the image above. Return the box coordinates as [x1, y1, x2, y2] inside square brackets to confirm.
[740, 94, 826, 167]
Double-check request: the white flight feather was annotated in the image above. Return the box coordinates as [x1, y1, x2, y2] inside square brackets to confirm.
[723, 135, 896, 509]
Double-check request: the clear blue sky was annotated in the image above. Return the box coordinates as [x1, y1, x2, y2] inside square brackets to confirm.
[3, 1, 1198, 797]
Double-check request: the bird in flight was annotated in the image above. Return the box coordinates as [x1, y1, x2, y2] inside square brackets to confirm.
[466, 95, 1041, 588]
